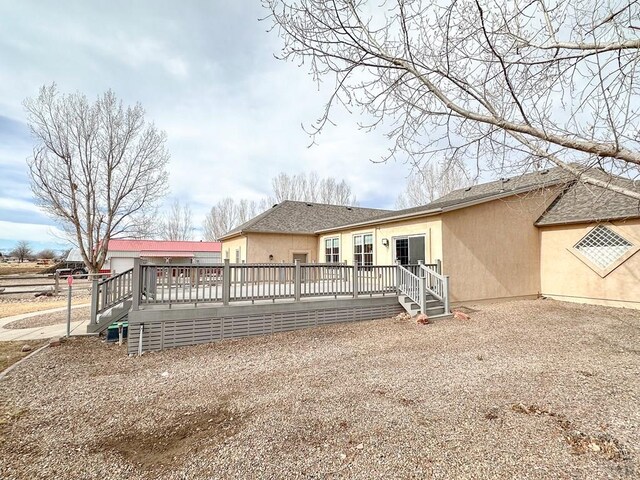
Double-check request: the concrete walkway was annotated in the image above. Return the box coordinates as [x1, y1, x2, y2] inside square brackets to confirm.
[0, 304, 92, 341]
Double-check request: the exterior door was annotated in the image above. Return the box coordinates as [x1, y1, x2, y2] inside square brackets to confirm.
[292, 253, 308, 263]
[394, 236, 426, 265]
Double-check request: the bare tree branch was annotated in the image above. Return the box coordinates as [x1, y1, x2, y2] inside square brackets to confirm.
[263, 0, 640, 198]
[160, 199, 193, 241]
[25, 84, 169, 272]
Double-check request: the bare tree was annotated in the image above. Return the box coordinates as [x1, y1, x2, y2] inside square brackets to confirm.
[269, 172, 357, 204]
[264, 0, 640, 199]
[204, 172, 359, 240]
[161, 199, 193, 241]
[11, 241, 32, 263]
[26, 84, 169, 273]
[203, 198, 268, 241]
[36, 249, 57, 260]
[395, 162, 473, 209]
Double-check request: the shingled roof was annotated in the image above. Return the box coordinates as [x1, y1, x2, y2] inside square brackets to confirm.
[220, 169, 640, 239]
[536, 175, 640, 226]
[316, 167, 572, 231]
[218, 200, 390, 239]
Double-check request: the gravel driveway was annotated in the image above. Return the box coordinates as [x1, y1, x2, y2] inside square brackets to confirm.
[0, 299, 638, 479]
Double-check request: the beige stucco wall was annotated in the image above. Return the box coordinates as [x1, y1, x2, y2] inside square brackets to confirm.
[540, 220, 640, 309]
[318, 216, 443, 265]
[220, 236, 247, 263]
[442, 189, 560, 303]
[244, 232, 318, 263]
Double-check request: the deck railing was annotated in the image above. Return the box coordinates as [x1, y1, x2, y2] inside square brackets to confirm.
[136, 260, 403, 308]
[90, 268, 134, 325]
[133, 259, 450, 314]
[397, 264, 422, 308]
[419, 262, 450, 314]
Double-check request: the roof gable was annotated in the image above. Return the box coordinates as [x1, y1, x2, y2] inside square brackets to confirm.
[536, 176, 640, 226]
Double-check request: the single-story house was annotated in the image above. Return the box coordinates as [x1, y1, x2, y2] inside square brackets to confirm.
[220, 168, 640, 309]
[105, 239, 222, 274]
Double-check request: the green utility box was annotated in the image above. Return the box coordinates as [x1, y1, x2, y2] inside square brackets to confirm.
[106, 322, 128, 342]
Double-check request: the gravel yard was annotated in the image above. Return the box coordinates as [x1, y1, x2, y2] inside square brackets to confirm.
[0, 299, 638, 479]
[2, 306, 91, 329]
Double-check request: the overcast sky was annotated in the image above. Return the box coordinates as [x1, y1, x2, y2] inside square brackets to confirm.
[0, 1, 416, 253]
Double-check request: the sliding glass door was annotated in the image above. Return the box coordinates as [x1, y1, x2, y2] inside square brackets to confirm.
[394, 235, 426, 265]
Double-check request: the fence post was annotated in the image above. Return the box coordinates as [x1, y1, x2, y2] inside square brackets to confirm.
[436, 259, 442, 275]
[352, 261, 359, 298]
[54, 271, 60, 295]
[294, 260, 301, 302]
[90, 278, 99, 325]
[443, 275, 451, 314]
[131, 258, 140, 311]
[222, 259, 230, 306]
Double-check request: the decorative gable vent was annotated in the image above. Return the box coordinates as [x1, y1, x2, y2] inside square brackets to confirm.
[574, 225, 633, 269]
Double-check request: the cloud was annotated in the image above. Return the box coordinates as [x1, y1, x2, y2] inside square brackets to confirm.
[0, 1, 413, 249]
[0, 220, 67, 249]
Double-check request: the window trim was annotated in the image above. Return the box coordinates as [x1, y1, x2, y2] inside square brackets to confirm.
[324, 237, 340, 263]
[353, 233, 374, 266]
[567, 223, 640, 278]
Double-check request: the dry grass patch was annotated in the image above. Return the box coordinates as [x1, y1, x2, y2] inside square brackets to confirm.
[3, 306, 90, 329]
[0, 262, 48, 276]
[0, 341, 44, 372]
[0, 296, 90, 319]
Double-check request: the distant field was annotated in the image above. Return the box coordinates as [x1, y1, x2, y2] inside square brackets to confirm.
[0, 262, 50, 276]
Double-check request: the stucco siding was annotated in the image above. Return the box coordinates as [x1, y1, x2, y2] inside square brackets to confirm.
[221, 236, 248, 263]
[318, 217, 443, 265]
[540, 220, 640, 309]
[245, 232, 318, 263]
[442, 189, 560, 303]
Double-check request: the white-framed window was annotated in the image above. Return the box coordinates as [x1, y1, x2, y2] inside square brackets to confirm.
[325, 237, 340, 263]
[353, 233, 374, 266]
[574, 225, 633, 270]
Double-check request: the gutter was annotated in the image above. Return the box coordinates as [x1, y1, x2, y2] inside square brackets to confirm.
[315, 182, 566, 234]
[535, 214, 640, 228]
[315, 208, 443, 233]
[219, 229, 319, 241]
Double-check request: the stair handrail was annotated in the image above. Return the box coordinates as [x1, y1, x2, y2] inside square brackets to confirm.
[419, 262, 450, 314]
[91, 268, 134, 325]
[396, 264, 424, 310]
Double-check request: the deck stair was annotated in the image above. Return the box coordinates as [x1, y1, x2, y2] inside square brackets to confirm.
[396, 263, 451, 317]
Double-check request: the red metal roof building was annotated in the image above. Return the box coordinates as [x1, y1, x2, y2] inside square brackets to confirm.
[105, 239, 222, 273]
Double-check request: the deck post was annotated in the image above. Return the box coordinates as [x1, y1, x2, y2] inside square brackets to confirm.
[222, 259, 230, 306]
[131, 258, 140, 311]
[395, 260, 401, 294]
[443, 275, 451, 314]
[436, 259, 442, 275]
[418, 275, 426, 315]
[90, 278, 99, 325]
[294, 260, 301, 302]
[352, 261, 359, 298]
